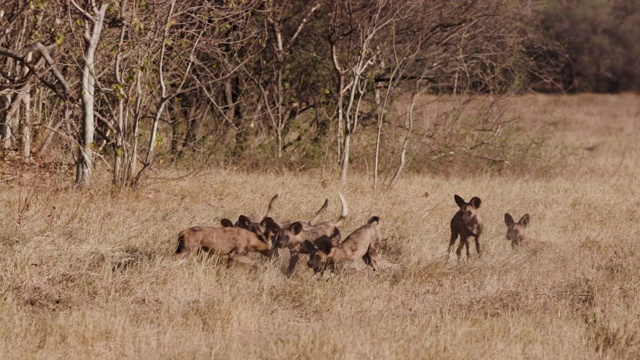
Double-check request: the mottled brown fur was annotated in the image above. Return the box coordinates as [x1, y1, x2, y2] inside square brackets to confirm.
[305, 216, 382, 274]
[275, 193, 348, 276]
[447, 195, 483, 260]
[504, 213, 547, 250]
[175, 221, 278, 267]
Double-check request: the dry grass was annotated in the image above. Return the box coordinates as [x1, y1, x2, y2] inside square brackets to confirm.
[1, 94, 640, 359]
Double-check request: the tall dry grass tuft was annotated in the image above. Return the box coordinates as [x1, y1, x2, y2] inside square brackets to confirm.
[1, 94, 640, 359]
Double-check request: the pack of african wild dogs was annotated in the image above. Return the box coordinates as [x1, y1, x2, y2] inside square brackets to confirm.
[175, 193, 547, 276]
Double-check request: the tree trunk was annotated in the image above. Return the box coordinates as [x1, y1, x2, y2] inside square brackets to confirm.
[73, 2, 108, 187]
[20, 84, 31, 158]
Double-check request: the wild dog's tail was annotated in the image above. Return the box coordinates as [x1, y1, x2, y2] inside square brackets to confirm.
[264, 194, 279, 219]
[309, 199, 329, 226]
[334, 192, 349, 227]
[175, 230, 187, 254]
[367, 216, 381, 227]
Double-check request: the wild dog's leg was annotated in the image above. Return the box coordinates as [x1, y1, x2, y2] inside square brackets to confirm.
[456, 235, 467, 260]
[473, 235, 482, 257]
[448, 229, 459, 259]
[286, 250, 300, 277]
[364, 242, 380, 270]
[463, 235, 471, 258]
[228, 249, 255, 267]
[362, 253, 378, 271]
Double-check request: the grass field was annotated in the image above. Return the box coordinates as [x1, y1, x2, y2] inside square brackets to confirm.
[1, 94, 639, 359]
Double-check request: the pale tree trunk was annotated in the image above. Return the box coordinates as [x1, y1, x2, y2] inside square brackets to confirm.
[130, 67, 143, 179]
[2, 15, 28, 150]
[20, 86, 31, 158]
[71, 1, 108, 187]
[20, 52, 32, 158]
[333, 2, 390, 184]
[135, 0, 200, 186]
[141, 0, 176, 173]
[373, 82, 383, 190]
[267, 3, 320, 159]
[389, 92, 419, 188]
[113, 0, 128, 187]
[137, 0, 176, 186]
[3, 93, 19, 150]
[1, 93, 12, 149]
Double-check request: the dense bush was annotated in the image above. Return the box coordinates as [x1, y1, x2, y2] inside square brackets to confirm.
[540, 0, 640, 93]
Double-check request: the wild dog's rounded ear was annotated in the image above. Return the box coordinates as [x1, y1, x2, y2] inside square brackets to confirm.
[469, 197, 482, 208]
[454, 194, 465, 207]
[289, 222, 303, 235]
[220, 218, 234, 228]
[368, 216, 380, 225]
[248, 222, 263, 234]
[235, 215, 252, 229]
[519, 214, 531, 227]
[319, 239, 333, 255]
[260, 217, 281, 234]
[504, 213, 515, 226]
[303, 240, 317, 253]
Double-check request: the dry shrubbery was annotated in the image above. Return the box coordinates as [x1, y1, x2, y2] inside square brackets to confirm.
[1, 94, 640, 359]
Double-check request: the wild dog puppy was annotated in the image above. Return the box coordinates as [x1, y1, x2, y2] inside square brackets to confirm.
[233, 195, 328, 256]
[504, 213, 547, 250]
[304, 216, 382, 274]
[175, 219, 279, 267]
[447, 194, 483, 260]
[275, 193, 348, 277]
[224, 216, 281, 256]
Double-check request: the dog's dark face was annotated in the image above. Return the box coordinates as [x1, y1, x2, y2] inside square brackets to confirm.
[455, 195, 482, 224]
[258, 217, 281, 249]
[274, 222, 303, 249]
[303, 238, 333, 272]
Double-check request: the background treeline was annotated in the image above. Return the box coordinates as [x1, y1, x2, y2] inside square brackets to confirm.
[541, 0, 640, 93]
[0, 0, 637, 188]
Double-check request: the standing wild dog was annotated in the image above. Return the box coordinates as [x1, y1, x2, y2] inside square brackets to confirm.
[275, 193, 348, 277]
[304, 216, 382, 274]
[448, 194, 483, 260]
[504, 213, 547, 250]
[175, 218, 279, 267]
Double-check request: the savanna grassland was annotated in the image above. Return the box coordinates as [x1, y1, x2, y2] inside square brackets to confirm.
[1, 94, 639, 359]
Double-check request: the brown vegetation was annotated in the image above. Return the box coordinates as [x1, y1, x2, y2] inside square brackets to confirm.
[1, 94, 640, 358]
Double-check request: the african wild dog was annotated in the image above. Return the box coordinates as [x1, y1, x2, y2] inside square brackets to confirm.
[504, 213, 547, 250]
[175, 218, 279, 267]
[447, 195, 483, 260]
[275, 193, 348, 276]
[304, 216, 382, 274]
